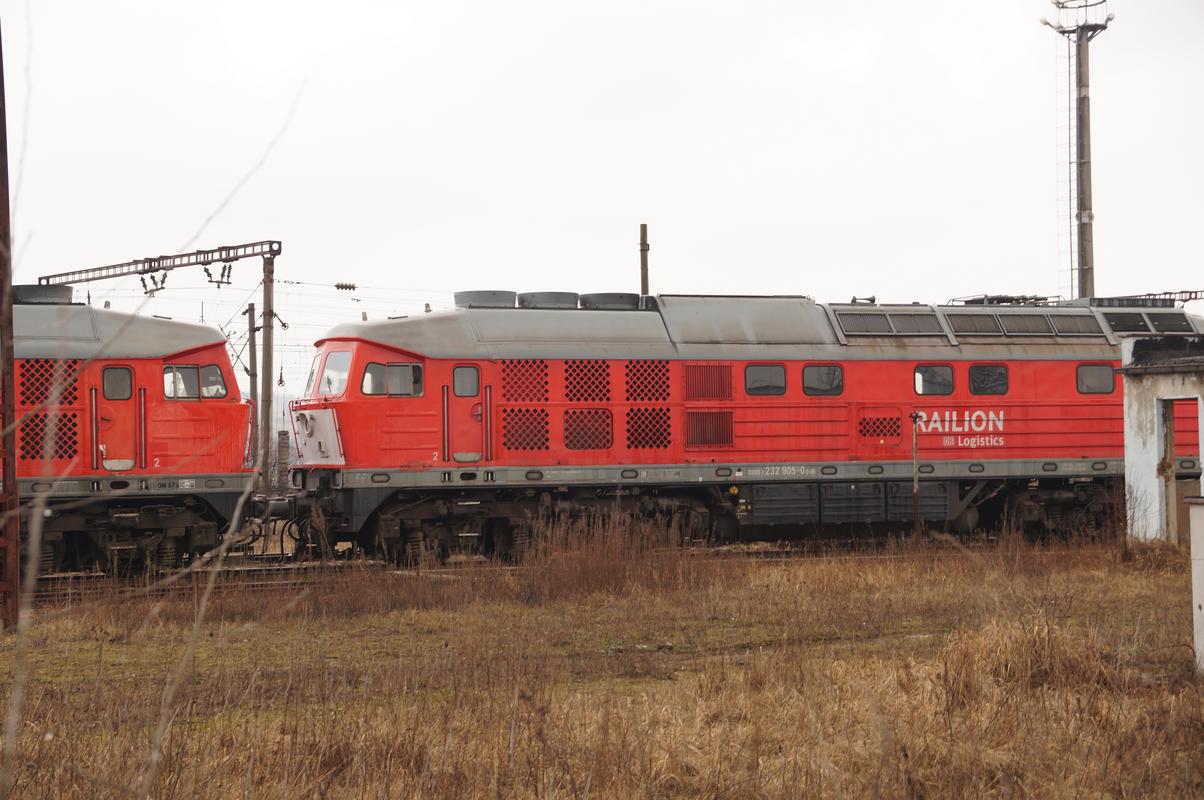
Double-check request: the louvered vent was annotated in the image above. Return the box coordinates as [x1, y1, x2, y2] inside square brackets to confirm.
[684, 364, 732, 401]
[564, 409, 612, 450]
[625, 407, 671, 449]
[501, 360, 549, 403]
[19, 412, 79, 461]
[999, 314, 1052, 335]
[1051, 315, 1104, 335]
[947, 314, 1001, 334]
[685, 411, 733, 447]
[501, 407, 549, 451]
[624, 360, 670, 402]
[18, 359, 82, 406]
[564, 359, 610, 403]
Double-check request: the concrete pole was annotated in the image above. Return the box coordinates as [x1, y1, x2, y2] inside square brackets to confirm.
[1074, 28, 1096, 299]
[259, 257, 275, 491]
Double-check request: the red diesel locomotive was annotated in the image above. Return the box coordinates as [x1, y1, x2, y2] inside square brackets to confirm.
[288, 292, 1201, 557]
[11, 285, 254, 572]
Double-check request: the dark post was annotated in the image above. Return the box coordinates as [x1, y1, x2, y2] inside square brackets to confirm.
[639, 223, 649, 296]
[259, 256, 275, 491]
[0, 21, 18, 630]
[244, 302, 258, 466]
[909, 412, 921, 537]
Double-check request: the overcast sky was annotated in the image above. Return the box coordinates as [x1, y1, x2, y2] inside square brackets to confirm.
[2, 0, 1202, 403]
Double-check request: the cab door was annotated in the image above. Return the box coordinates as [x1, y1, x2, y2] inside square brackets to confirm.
[445, 365, 483, 463]
[96, 365, 138, 472]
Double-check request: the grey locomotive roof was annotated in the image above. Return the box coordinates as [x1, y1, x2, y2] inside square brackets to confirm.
[318, 294, 1204, 361]
[14, 303, 226, 360]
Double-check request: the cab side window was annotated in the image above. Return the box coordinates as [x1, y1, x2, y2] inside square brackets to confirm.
[1076, 364, 1115, 394]
[803, 364, 843, 396]
[969, 364, 1007, 395]
[362, 363, 424, 397]
[200, 365, 228, 398]
[317, 351, 353, 396]
[745, 364, 786, 396]
[163, 366, 200, 399]
[914, 365, 953, 396]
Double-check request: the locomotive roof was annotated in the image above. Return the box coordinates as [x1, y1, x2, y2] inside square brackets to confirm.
[318, 294, 1204, 361]
[13, 302, 227, 360]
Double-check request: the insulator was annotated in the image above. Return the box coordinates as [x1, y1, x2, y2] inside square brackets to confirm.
[335, 282, 357, 291]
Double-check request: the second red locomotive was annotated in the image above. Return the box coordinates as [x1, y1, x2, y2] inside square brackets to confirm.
[288, 291, 1202, 558]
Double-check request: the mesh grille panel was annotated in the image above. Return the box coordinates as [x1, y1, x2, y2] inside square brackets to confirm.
[624, 360, 670, 402]
[18, 412, 79, 461]
[1051, 315, 1104, 335]
[564, 360, 610, 402]
[501, 360, 549, 403]
[888, 313, 942, 334]
[685, 410, 733, 447]
[501, 407, 549, 451]
[683, 364, 732, 400]
[947, 314, 1001, 334]
[625, 407, 671, 449]
[18, 359, 81, 406]
[564, 409, 612, 450]
[857, 416, 901, 441]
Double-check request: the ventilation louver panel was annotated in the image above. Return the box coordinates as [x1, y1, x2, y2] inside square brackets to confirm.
[564, 409, 612, 450]
[626, 407, 671, 449]
[501, 407, 549, 451]
[18, 412, 79, 461]
[1051, 315, 1104, 335]
[18, 359, 82, 406]
[684, 364, 732, 401]
[624, 360, 670, 402]
[1103, 312, 1149, 333]
[999, 314, 1053, 335]
[685, 411, 733, 447]
[1148, 313, 1193, 333]
[564, 359, 610, 402]
[501, 360, 549, 403]
[888, 313, 943, 334]
[837, 312, 892, 335]
[947, 314, 1001, 334]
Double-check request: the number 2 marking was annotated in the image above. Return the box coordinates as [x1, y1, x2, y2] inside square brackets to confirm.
[153, 458, 161, 468]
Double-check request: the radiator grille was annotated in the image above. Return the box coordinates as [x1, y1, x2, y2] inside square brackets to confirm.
[624, 360, 670, 402]
[564, 409, 612, 450]
[501, 407, 549, 451]
[626, 407, 671, 449]
[564, 359, 610, 403]
[685, 410, 733, 447]
[683, 364, 732, 400]
[19, 412, 79, 461]
[18, 359, 81, 406]
[501, 360, 549, 403]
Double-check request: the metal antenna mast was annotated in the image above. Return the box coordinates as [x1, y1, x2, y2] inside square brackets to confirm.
[1042, 0, 1113, 299]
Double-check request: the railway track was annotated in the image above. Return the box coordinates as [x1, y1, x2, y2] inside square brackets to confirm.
[31, 535, 1106, 606]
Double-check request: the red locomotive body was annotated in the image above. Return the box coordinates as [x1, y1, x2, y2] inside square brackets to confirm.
[289, 293, 1201, 556]
[12, 286, 253, 571]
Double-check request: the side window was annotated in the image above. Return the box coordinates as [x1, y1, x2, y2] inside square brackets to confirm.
[362, 362, 424, 397]
[969, 364, 1008, 395]
[200, 365, 228, 398]
[803, 364, 843, 396]
[163, 366, 200, 399]
[745, 364, 786, 396]
[103, 367, 132, 400]
[1076, 364, 1115, 394]
[318, 351, 352, 396]
[453, 366, 479, 397]
[914, 365, 953, 396]
[303, 354, 320, 397]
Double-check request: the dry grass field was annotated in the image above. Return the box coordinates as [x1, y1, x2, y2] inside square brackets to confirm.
[1, 524, 1201, 798]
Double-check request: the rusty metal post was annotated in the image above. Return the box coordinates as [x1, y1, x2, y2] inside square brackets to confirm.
[259, 256, 275, 491]
[909, 411, 921, 537]
[0, 20, 18, 630]
[639, 223, 649, 296]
